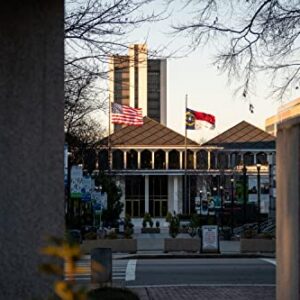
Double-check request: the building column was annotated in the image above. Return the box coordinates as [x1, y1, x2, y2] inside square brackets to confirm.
[151, 151, 155, 169]
[145, 175, 149, 213]
[0, 1, 64, 299]
[253, 152, 257, 165]
[165, 150, 169, 169]
[137, 150, 141, 169]
[123, 150, 127, 169]
[193, 151, 197, 169]
[173, 176, 179, 214]
[228, 153, 231, 169]
[207, 151, 211, 170]
[276, 117, 300, 300]
[180, 151, 183, 169]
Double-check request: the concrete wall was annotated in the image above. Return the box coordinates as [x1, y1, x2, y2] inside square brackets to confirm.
[0, 1, 64, 299]
[276, 116, 300, 300]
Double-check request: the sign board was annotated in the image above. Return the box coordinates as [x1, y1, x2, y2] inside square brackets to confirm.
[81, 175, 92, 202]
[201, 225, 219, 253]
[70, 165, 83, 198]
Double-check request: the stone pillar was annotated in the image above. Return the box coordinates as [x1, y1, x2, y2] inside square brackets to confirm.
[0, 2, 64, 299]
[145, 175, 149, 213]
[123, 150, 127, 169]
[253, 152, 257, 165]
[137, 150, 141, 169]
[276, 117, 300, 300]
[173, 176, 179, 213]
[151, 151, 155, 169]
[193, 151, 197, 169]
[207, 151, 211, 170]
[165, 150, 169, 169]
[179, 151, 183, 169]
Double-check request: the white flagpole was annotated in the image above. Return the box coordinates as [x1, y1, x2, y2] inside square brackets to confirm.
[184, 94, 188, 215]
[108, 94, 111, 172]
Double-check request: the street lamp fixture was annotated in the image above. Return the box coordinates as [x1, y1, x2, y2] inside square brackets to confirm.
[230, 177, 234, 235]
[242, 164, 247, 225]
[220, 185, 224, 228]
[256, 164, 261, 233]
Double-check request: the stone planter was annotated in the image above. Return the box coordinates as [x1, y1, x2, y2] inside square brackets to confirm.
[164, 238, 200, 253]
[81, 239, 137, 254]
[240, 238, 275, 253]
[141, 227, 160, 233]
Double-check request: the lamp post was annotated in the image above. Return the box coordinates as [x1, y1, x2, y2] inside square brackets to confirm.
[220, 185, 224, 229]
[257, 164, 261, 233]
[242, 164, 247, 225]
[199, 190, 203, 215]
[230, 177, 234, 235]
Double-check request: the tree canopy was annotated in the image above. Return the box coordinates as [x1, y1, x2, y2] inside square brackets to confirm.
[171, 0, 300, 100]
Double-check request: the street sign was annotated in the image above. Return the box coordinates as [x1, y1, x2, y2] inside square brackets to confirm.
[201, 225, 219, 253]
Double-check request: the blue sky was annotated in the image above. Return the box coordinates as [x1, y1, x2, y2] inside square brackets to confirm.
[123, 1, 300, 142]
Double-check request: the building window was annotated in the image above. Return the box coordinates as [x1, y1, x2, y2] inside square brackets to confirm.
[169, 150, 180, 169]
[98, 150, 108, 170]
[141, 150, 152, 169]
[197, 150, 208, 169]
[127, 150, 138, 169]
[112, 150, 124, 169]
[155, 150, 165, 169]
[217, 152, 229, 169]
[256, 152, 267, 165]
[244, 152, 254, 166]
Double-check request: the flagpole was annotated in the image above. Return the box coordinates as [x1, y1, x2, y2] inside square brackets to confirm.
[184, 94, 188, 215]
[108, 94, 111, 173]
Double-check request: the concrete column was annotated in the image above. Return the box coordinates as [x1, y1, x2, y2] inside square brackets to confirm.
[228, 153, 231, 169]
[137, 150, 141, 169]
[0, 2, 64, 299]
[180, 151, 183, 169]
[123, 150, 127, 169]
[173, 176, 179, 213]
[165, 150, 169, 169]
[276, 117, 300, 300]
[151, 151, 155, 169]
[193, 151, 197, 169]
[145, 175, 149, 213]
[207, 151, 211, 170]
[253, 153, 257, 164]
[95, 150, 99, 170]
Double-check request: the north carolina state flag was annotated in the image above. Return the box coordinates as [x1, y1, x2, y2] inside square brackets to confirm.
[186, 108, 215, 130]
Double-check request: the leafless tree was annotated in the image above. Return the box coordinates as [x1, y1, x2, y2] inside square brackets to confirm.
[171, 0, 300, 100]
[64, 0, 164, 147]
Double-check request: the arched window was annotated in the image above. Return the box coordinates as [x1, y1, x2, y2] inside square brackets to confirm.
[187, 150, 194, 169]
[112, 150, 124, 169]
[244, 152, 254, 166]
[98, 149, 108, 170]
[83, 149, 96, 173]
[230, 152, 241, 168]
[210, 151, 217, 169]
[197, 150, 208, 170]
[126, 150, 138, 169]
[217, 152, 229, 169]
[155, 150, 165, 169]
[256, 152, 267, 165]
[169, 150, 180, 169]
[141, 150, 151, 169]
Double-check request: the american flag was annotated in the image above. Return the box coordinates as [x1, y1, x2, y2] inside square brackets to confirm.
[111, 102, 143, 126]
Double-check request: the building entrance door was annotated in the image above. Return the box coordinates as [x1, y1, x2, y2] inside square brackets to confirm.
[151, 199, 168, 217]
[125, 200, 141, 218]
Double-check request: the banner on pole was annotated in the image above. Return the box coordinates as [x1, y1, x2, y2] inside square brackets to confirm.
[70, 165, 83, 198]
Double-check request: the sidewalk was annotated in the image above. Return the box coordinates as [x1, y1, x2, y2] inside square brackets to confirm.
[131, 285, 275, 300]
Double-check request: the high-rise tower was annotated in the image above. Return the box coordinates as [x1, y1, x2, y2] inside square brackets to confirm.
[109, 44, 167, 131]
